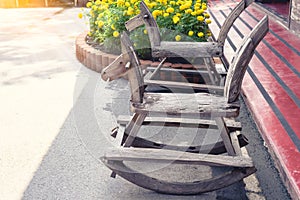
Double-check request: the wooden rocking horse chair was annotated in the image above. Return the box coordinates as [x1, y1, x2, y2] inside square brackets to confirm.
[113, 16, 269, 154]
[101, 16, 269, 194]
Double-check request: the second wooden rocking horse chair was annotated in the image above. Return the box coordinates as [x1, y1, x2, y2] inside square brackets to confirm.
[101, 0, 254, 85]
[101, 16, 269, 194]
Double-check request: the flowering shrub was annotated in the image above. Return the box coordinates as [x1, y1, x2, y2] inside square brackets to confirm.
[79, 0, 212, 56]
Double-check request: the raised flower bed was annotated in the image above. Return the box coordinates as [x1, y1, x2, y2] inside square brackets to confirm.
[76, 0, 212, 77]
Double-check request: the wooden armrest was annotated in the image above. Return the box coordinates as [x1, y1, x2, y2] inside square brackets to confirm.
[145, 79, 224, 95]
[153, 41, 223, 58]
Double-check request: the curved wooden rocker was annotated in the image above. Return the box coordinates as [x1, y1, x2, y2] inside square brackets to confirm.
[101, 148, 256, 194]
[101, 16, 269, 194]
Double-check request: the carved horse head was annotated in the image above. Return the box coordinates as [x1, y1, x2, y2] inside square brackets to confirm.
[101, 54, 127, 81]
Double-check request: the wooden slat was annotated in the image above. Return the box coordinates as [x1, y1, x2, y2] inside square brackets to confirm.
[102, 148, 254, 167]
[123, 113, 147, 147]
[145, 80, 224, 95]
[117, 115, 242, 131]
[154, 41, 223, 58]
[215, 117, 236, 155]
[132, 92, 239, 118]
[230, 131, 242, 156]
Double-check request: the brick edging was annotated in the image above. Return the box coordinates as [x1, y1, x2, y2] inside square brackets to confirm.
[75, 32, 119, 73]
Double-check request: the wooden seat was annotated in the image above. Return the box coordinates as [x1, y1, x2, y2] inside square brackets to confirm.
[101, 16, 269, 194]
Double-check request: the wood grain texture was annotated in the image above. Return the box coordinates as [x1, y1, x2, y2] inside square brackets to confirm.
[121, 32, 145, 103]
[131, 92, 240, 118]
[217, 0, 253, 45]
[153, 41, 223, 58]
[117, 115, 242, 131]
[103, 148, 254, 167]
[120, 132, 248, 154]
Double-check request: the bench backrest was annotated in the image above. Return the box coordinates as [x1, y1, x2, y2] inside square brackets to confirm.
[224, 16, 269, 103]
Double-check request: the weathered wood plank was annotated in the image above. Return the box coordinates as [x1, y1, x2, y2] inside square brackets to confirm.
[119, 132, 248, 154]
[117, 115, 242, 131]
[154, 41, 223, 58]
[102, 148, 254, 167]
[215, 117, 236, 156]
[123, 113, 147, 147]
[145, 79, 224, 95]
[132, 92, 240, 118]
[230, 131, 242, 156]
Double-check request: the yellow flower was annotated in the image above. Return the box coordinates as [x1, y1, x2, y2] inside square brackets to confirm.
[144, 29, 148, 34]
[87, 31, 92, 36]
[202, 5, 207, 10]
[185, 9, 192, 14]
[98, 13, 104, 18]
[95, 0, 101, 5]
[204, 13, 210, 18]
[92, 5, 98, 11]
[188, 31, 194, 36]
[207, 31, 212, 36]
[78, 12, 83, 19]
[98, 21, 104, 28]
[117, 0, 125, 6]
[125, 2, 130, 7]
[127, 7, 134, 15]
[196, 9, 204, 15]
[179, 5, 185, 11]
[152, 10, 161, 19]
[191, 11, 197, 16]
[175, 35, 181, 41]
[166, 7, 174, 13]
[113, 31, 120, 37]
[111, 24, 116, 30]
[197, 32, 204, 37]
[163, 13, 169, 17]
[173, 15, 180, 24]
[197, 16, 204, 22]
[170, 1, 176, 5]
[86, 2, 92, 8]
[205, 19, 211, 24]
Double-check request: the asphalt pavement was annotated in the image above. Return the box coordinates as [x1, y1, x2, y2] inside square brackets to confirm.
[0, 7, 291, 200]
